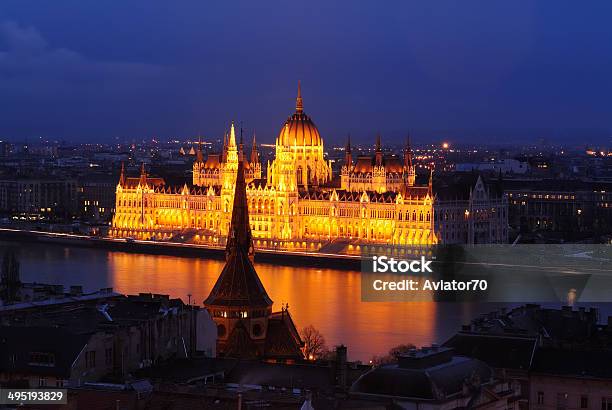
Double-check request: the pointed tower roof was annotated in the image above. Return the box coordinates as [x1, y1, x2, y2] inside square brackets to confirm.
[345, 134, 353, 167]
[296, 80, 303, 113]
[204, 161, 272, 308]
[238, 124, 245, 161]
[250, 133, 259, 164]
[139, 163, 147, 186]
[375, 134, 383, 165]
[222, 130, 228, 162]
[228, 122, 237, 148]
[119, 162, 126, 187]
[196, 135, 204, 162]
[404, 134, 413, 168]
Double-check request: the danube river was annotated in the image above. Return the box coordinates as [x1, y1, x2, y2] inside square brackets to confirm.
[8, 240, 604, 361]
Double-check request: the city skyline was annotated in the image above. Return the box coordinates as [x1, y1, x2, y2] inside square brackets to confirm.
[2, 3, 612, 408]
[1, 1, 612, 144]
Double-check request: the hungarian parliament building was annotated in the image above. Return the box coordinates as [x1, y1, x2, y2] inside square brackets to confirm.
[110, 84, 508, 249]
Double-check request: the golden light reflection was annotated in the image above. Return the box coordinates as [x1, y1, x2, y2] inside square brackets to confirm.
[108, 252, 440, 361]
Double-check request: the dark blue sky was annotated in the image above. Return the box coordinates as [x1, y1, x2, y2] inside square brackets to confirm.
[1, 1, 611, 145]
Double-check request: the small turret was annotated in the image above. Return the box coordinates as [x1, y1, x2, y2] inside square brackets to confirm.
[228, 121, 237, 149]
[405, 135, 416, 186]
[196, 135, 204, 162]
[139, 162, 147, 186]
[119, 162, 126, 187]
[238, 126, 244, 162]
[222, 130, 228, 163]
[375, 134, 383, 166]
[296, 80, 303, 113]
[250, 133, 259, 164]
[345, 134, 353, 167]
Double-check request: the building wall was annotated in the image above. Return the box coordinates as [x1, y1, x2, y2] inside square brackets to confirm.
[508, 189, 612, 233]
[530, 374, 612, 410]
[79, 179, 116, 222]
[435, 176, 509, 244]
[111, 182, 437, 247]
[0, 178, 78, 217]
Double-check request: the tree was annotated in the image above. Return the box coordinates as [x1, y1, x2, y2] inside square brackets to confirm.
[370, 343, 416, 366]
[301, 325, 329, 360]
[0, 249, 21, 303]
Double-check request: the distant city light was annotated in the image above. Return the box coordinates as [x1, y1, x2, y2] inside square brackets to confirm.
[442, 142, 449, 149]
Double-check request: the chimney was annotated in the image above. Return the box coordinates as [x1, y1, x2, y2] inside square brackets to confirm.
[335, 345, 348, 389]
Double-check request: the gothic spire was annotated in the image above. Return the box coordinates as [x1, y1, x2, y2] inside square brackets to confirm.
[139, 162, 147, 186]
[196, 134, 204, 162]
[250, 132, 259, 164]
[203, 160, 272, 309]
[226, 160, 254, 260]
[375, 134, 383, 166]
[222, 129, 228, 162]
[296, 80, 303, 113]
[119, 162, 125, 187]
[229, 121, 237, 148]
[404, 134, 413, 168]
[345, 134, 353, 167]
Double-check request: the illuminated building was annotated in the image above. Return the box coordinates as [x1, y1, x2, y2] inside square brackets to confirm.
[110, 83, 437, 248]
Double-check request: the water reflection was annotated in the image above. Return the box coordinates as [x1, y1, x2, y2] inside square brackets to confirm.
[9, 242, 544, 361]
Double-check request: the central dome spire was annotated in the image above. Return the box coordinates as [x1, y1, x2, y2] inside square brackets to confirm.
[296, 80, 303, 113]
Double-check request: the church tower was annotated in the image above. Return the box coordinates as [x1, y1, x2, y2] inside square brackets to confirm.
[204, 161, 303, 359]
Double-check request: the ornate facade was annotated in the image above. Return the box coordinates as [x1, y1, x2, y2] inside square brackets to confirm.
[110, 83, 437, 249]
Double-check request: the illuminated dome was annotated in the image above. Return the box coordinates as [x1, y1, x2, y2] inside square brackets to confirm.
[276, 81, 323, 148]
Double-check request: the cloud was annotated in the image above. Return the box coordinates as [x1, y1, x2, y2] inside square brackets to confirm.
[0, 21, 47, 52]
[0, 21, 176, 139]
[0, 20, 163, 85]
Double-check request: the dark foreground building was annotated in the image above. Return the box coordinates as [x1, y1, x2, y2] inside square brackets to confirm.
[0, 291, 215, 388]
[445, 304, 612, 410]
[350, 346, 517, 409]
